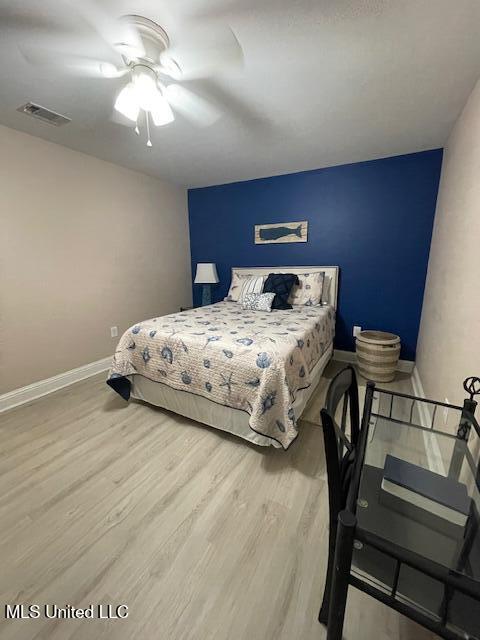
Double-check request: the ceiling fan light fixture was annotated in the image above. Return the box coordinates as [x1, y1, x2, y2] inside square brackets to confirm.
[132, 66, 162, 110]
[130, 66, 175, 127]
[114, 83, 139, 122]
[150, 95, 174, 126]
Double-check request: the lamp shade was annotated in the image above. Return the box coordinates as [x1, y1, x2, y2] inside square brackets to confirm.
[194, 263, 219, 284]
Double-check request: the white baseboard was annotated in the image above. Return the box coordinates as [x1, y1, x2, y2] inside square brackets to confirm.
[334, 354, 445, 474]
[411, 365, 425, 399]
[0, 357, 112, 413]
[333, 349, 415, 373]
[412, 366, 445, 475]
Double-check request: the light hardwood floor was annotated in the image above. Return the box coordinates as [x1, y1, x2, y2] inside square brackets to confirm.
[0, 361, 435, 640]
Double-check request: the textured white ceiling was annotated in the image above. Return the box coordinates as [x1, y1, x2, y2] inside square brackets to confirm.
[1, 0, 480, 187]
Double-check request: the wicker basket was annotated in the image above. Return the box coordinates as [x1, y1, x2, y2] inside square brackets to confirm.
[356, 330, 401, 382]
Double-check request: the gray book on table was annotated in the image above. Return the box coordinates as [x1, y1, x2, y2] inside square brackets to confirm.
[382, 455, 471, 527]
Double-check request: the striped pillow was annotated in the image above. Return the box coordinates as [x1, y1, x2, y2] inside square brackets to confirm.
[238, 275, 266, 303]
[226, 272, 249, 302]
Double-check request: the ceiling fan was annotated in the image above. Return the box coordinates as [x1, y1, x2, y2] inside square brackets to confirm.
[2, 1, 244, 147]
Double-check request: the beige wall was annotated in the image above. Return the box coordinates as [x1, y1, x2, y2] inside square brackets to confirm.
[416, 79, 480, 406]
[0, 125, 191, 394]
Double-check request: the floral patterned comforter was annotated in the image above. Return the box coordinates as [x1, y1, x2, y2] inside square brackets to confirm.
[107, 301, 335, 449]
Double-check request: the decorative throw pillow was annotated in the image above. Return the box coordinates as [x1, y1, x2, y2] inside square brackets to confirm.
[263, 273, 300, 310]
[238, 275, 266, 303]
[289, 271, 325, 306]
[225, 272, 249, 302]
[242, 292, 275, 312]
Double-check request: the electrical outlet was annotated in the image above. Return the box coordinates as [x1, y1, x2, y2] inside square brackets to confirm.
[353, 325, 362, 338]
[443, 398, 449, 424]
[110, 326, 118, 338]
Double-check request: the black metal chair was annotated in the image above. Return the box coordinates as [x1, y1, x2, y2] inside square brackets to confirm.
[319, 365, 360, 624]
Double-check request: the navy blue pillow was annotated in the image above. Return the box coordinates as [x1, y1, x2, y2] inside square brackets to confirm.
[263, 273, 300, 310]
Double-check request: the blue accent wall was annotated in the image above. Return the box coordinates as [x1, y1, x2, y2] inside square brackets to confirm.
[188, 150, 443, 361]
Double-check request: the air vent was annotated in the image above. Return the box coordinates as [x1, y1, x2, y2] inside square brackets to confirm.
[17, 102, 71, 126]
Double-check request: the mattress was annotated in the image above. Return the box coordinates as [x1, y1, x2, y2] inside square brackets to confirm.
[107, 301, 335, 448]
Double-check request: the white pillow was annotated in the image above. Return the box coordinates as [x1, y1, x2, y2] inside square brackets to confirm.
[289, 271, 325, 306]
[238, 275, 266, 303]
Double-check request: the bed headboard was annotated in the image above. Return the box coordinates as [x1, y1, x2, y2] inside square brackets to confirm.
[231, 266, 340, 310]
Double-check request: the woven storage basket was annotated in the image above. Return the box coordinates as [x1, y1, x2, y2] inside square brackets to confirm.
[356, 330, 400, 382]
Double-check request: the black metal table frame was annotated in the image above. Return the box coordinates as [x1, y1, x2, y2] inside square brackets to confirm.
[323, 382, 480, 640]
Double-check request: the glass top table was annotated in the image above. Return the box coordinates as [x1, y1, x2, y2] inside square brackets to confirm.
[350, 387, 480, 639]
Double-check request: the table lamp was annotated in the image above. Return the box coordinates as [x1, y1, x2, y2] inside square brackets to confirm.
[194, 263, 219, 306]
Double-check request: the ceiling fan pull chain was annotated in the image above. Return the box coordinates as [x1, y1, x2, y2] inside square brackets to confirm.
[146, 111, 152, 148]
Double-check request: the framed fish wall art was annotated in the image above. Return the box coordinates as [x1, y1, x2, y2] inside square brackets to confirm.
[254, 221, 308, 244]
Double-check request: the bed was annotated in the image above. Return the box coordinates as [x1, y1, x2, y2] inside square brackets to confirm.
[107, 266, 338, 449]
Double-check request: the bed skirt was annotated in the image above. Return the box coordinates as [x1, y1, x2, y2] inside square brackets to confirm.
[129, 343, 333, 448]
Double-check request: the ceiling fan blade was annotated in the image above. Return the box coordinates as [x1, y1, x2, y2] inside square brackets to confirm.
[163, 84, 222, 127]
[61, 0, 145, 58]
[189, 0, 386, 21]
[194, 77, 273, 133]
[0, 0, 79, 34]
[19, 44, 128, 78]
[159, 26, 243, 81]
[0, 11, 59, 35]
[0, 1, 144, 58]
[187, 0, 278, 21]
